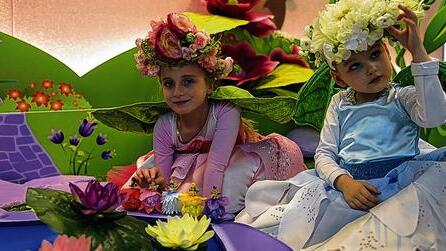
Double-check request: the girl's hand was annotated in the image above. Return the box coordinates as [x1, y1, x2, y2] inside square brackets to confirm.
[335, 175, 381, 210]
[134, 166, 164, 188]
[387, 5, 430, 63]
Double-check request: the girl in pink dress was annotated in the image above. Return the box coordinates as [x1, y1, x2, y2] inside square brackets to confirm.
[108, 13, 306, 212]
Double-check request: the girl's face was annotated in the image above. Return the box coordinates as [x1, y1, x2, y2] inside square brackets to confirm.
[331, 42, 393, 102]
[160, 64, 213, 116]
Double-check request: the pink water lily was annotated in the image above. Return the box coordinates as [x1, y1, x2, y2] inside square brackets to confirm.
[69, 180, 124, 215]
[270, 44, 310, 68]
[39, 235, 103, 251]
[204, 0, 276, 37]
[222, 41, 279, 85]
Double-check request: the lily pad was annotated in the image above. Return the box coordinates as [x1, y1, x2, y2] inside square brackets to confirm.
[184, 12, 249, 34]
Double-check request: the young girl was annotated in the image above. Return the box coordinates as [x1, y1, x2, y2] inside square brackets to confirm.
[236, 1, 446, 249]
[109, 13, 306, 213]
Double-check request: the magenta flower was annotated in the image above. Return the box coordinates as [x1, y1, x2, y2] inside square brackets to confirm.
[139, 188, 162, 214]
[270, 44, 310, 68]
[222, 41, 279, 85]
[49, 129, 64, 144]
[69, 180, 124, 215]
[78, 119, 97, 137]
[204, 0, 276, 37]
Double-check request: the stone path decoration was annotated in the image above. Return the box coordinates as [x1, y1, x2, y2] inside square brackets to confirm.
[0, 113, 60, 183]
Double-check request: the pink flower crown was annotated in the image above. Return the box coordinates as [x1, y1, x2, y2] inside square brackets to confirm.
[135, 13, 233, 80]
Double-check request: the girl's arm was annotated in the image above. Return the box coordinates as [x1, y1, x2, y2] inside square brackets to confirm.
[315, 94, 352, 188]
[202, 102, 241, 196]
[399, 59, 446, 128]
[388, 5, 446, 127]
[153, 115, 175, 184]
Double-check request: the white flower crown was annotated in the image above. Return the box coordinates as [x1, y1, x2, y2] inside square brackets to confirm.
[301, 0, 425, 69]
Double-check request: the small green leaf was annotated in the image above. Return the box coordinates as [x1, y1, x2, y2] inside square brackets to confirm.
[267, 88, 299, 98]
[67, 145, 77, 152]
[77, 150, 86, 157]
[26, 188, 152, 251]
[423, 5, 446, 53]
[183, 12, 249, 34]
[256, 64, 314, 90]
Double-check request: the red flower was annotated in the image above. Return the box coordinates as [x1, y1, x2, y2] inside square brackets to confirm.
[50, 91, 57, 97]
[59, 83, 73, 96]
[7, 89, 22, 100]
[50, 100, 64, 111]
[16, 100, 31, 112]
[222, 41, 279, 85]
[31, 92, 50, 107]
[29, 82, 36, 89]
[41, 80, 54, 89]
[120, 188, 142, 210]
[270, 44, 310, 68]
[205, 0, 276, 37]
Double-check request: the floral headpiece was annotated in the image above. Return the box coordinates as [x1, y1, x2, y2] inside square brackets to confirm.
[301, 0, 425, 69]
[135, 13, 233, 80]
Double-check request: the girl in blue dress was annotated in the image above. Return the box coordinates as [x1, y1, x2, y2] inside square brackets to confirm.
[236, 1, 446, 250]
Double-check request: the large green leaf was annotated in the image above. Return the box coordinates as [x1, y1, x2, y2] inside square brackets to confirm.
[423, 6, 446, 53]
[256, 64, 314, 90]
[26, 188, 152, 251]
[183, 12, 249, 34]
[293, 63, 337, 131]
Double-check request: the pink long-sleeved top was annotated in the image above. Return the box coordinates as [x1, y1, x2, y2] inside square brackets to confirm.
[153, 101, 242, 196]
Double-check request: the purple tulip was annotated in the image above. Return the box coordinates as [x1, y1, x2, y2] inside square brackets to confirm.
[48, 129, 64, 144]
[69, 180, 123, 215]
[222, 41, 279, 85]
[101, 150, 114, 160]
[78, 118, 97, 137]
[69, 134, 80, 146]
[96, 133, 107, 145]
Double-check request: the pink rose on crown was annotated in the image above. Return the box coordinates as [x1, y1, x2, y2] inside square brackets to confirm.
[198, 47, 218, 71]
[155, 24, 183, 60]
[192, 31, 210, 50]
[167, 13, 197, 39]
[148, 20, 164, 46]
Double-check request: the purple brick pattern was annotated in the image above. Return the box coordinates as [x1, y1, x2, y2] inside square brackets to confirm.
[0, 113, 60, 183]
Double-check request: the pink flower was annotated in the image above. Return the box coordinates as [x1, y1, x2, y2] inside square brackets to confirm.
[167, 13, 197, 39]
[192, 31, 210, 50]
[155, 25, 183, 60]
[198, 48, 218, 71]
[136, 63, 160, 76]
[148, 20, 165, 46]
[182, 47, 194, 60]
[222, 41, 279, 85]
[217, 57, 234, 76]
[139, 188, 162, 214]
[270, 44, 310, 68]
[39, 235, 103, 251]
[204, 0, 276, 37]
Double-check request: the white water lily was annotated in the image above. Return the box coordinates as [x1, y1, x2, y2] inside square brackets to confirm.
[145, 214, 214, 250]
